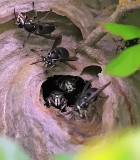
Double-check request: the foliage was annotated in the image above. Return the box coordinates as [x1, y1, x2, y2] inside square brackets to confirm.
[105, 23, 140, 40]
[54, 128, 140, 160]
[0, 136, 30, 160]
[54, 154, 74, 160]
[104, 23, 140, 76]
[105, 44, 140, 76]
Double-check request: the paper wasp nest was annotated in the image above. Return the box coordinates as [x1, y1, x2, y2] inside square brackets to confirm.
[0, 0, 140, 160]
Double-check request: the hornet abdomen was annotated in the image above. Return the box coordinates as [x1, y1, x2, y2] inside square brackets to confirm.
[36, 22, 55, 34]
[54, 47, 69, 61]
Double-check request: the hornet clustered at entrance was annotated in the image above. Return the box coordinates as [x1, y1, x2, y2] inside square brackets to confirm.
[44, 77, 111, 121]
[45, 91, 67, 112]
[55, 76, 79, 93]
[73, 80, 111, 119]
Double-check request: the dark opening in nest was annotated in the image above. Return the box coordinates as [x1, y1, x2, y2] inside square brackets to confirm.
[41, 75, 86, 107]
[81, 65, 102, 76]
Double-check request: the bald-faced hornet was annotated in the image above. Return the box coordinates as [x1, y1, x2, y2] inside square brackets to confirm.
[66, 80, 111, 120]
[113, 38, 140, 54]
[30, 35, 78, 69]
[76, 80, 111, 119]
[14, 2, 55, 47]
[76, 80, 111, 118]
[56, 76, 79, 93]
[45, 91, 67, 111]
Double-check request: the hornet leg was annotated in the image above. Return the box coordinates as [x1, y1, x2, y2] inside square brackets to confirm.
[39, 9, 52, 22]
[23, 32, 31, 48]
[14, 8, 17, 19]
[32, 2, 37, 20]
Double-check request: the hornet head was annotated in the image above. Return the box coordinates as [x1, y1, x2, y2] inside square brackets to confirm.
[14, 8, 28, 28]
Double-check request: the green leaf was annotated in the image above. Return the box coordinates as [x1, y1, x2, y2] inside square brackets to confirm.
[0, 136, 30, 160]
[105, 23, 140, 40]
[54, 154, 74, 160]
[105, 44, 140, 76]
[74, 128, 140, 160]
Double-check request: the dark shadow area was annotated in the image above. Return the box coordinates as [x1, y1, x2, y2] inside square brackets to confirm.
[0, 19, 16, 34]
[41, 75, 86, 106]
[81, 65, 102, 76]
[119, 8, 140, 27]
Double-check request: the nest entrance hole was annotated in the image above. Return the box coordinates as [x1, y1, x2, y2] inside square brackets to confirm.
[41, 75, 107, 139]
[41, 75, 105, 122]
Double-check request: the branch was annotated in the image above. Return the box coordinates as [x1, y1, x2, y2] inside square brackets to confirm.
[84, 2, 140, 47]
